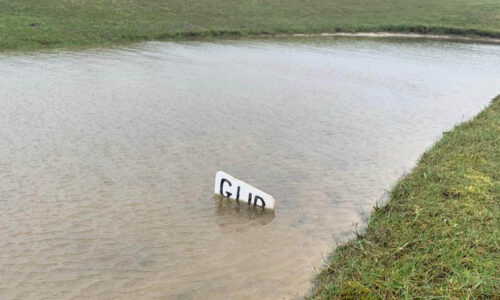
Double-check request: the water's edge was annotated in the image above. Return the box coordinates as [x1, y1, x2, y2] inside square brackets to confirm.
[281, 32, 500, 44]
[3, 30, 500, 55]
[310, 95, 500, 298]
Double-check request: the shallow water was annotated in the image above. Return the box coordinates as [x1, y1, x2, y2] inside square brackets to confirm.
[1, 37, 499, 299]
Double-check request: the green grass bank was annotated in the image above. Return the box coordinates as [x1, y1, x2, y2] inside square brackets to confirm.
[2, 0, 500, 51]
[313, 96, 500, 298]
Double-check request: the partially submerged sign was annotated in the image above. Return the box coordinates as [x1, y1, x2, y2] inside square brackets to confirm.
[214, 171, 276, 209]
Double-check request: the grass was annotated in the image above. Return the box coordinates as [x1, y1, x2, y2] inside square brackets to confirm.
[312, 96, 500, 299]
[1, 0, 500, 51]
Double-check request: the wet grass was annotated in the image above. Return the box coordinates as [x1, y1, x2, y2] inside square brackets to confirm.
[2, 0, 500, 51]
[312, 96, 500, 298]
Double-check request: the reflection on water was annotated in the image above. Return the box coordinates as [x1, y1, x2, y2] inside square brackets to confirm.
[0, 37, 499, 299]
[214, 196, 275, 226]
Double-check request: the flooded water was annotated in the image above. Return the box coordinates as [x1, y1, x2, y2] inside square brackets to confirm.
[1, 37, 499, 299]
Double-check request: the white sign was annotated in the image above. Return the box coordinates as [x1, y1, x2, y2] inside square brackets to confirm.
[214, 171, 276, 209]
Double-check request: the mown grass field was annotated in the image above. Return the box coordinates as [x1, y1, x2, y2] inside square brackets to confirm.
[1, 0, 500, 51]
[313, 97, 500, 298]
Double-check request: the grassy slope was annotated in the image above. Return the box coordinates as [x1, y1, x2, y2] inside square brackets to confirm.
[1, 0, 500, 51]
[313, 97, 500, 298]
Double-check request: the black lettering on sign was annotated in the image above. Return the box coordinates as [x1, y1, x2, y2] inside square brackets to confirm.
[247, 192, 252, 204]
[220, 178, 232, 198]
[236, 186, 241, 201]
[254, 195, 265, 207]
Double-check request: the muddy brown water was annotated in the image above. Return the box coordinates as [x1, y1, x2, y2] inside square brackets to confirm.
[1, 37, 499, 299]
